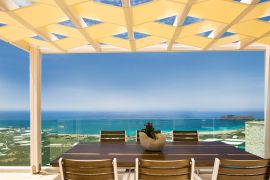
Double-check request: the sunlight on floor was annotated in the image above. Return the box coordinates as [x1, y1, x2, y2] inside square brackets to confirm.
[0, 173, 60, 180]
[0, 171, 212, 180]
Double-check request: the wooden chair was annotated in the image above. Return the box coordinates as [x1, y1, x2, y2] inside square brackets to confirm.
[59, 158, 118, 180]
[136, 130, 161, 142]
[211, 158, 270, 180]
[135, 158, 197, 180]
[100, 130, 126, 142]
[173, 130, 198, 142]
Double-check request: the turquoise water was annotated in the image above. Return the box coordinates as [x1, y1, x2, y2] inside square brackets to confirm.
[0, 111, 263, 136]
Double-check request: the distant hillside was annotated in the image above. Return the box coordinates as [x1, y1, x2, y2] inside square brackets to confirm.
[221, 115, 254, 120]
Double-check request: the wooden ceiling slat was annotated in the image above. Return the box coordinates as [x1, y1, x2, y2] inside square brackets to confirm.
[121, 0, 136, 51]
[0, 0, 268, 53]
[203, 0, 260, 50]
[167, 0, 196, 51]
[0, 1, 65, 52]
[54, 0, 101, 52]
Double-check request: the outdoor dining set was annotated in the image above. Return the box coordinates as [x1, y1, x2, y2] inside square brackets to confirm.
[52, 130, 270, 180]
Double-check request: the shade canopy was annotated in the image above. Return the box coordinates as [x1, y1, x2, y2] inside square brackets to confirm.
[0, 0, 269, 53]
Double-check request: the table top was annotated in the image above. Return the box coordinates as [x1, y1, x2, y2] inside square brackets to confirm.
[50, 141, 261, 167]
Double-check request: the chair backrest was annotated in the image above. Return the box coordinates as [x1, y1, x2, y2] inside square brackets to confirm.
[211, 158, 270, 180]
[173, 130, 198, 142]
[100, 130, 126, 142]
[136, 130, 161, 142]
[135, 158, 195, 180]
[59, 158, 118, 180]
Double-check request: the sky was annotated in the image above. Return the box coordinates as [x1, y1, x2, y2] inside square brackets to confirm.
[0, 40, 265, 112]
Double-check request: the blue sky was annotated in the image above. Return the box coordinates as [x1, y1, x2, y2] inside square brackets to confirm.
[0, 40, 265, 112]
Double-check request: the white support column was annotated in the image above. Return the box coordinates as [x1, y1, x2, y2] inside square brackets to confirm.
[264, 46, 270, 158]
[29, 45, 42, 174]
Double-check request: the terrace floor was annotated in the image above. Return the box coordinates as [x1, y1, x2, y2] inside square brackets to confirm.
[0, 171, 212, 180]
[0, 173, 60, 180]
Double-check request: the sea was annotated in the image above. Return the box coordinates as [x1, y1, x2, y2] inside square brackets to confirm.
[0, 111, 264, 136]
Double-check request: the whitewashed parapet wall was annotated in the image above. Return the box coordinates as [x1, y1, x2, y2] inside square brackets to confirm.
[245, 121, 265, 158]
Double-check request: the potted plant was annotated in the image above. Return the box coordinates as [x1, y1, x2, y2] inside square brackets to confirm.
[139, 122, 166, 151]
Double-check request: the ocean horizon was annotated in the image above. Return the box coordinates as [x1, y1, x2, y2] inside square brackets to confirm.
[0, 111, 264, 136]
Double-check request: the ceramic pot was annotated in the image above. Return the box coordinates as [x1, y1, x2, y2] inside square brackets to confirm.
[139, 132, 166, 151]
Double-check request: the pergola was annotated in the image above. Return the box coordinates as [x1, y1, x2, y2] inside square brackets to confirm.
[0, 0, 270, 174]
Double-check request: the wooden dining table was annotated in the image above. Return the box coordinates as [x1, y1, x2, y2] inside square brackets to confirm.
[50, 141, 261, 167]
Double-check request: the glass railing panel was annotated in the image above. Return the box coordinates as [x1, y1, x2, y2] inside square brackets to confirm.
[0, 111, 263, 166]
[41, 111, 265, 165]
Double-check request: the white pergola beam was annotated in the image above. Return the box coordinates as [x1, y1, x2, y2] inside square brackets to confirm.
[264, 46, 270, 158]
[122, 0, 136, 51]
[167, 0, 196, 51]
[54, 0, 101, 52]
[39, 44, 266, 54]
[204, 0, 259, 50]
[240, 31, 270, 50]
[29, 45, 42, 174]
